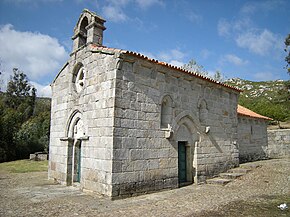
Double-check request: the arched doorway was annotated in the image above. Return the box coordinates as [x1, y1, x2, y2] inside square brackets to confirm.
[72, 119, 84, 183]
[173, 115, 200, 186]
[66, 111, 86, 185]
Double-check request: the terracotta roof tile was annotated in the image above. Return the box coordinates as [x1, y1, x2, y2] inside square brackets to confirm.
[237, 105, 272, 120]
[90, 45, 242, 92]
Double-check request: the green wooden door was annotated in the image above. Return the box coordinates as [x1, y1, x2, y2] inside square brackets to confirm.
[73, 141, 81, 183]
[76, 144, 81, 182]
[178, 142, 187, 183]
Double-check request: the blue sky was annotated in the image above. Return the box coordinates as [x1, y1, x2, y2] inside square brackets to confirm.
[0, 0, 289, 97]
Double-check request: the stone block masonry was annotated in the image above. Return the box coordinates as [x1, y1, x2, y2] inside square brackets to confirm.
[268, 129, 290, 158]
[110, 56, 240, 198]
[49, 9, 265, 199]
[49, 46, 119, 196]
[237, 116, 268, 163]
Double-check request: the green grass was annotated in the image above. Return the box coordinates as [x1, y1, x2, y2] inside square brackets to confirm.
[0, 160, 48, 173]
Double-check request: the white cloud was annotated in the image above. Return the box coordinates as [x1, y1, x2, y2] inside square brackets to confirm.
[217, 17, 251, 37]
[232, 17, 252, 32]
[102, 5, 128, 22]
[220, 54, 248, 66]
[241, 0, 285, 14]
[0, 24, 68, 88]
[187, 11, 202, 24]
[101, 0, 165, 23]
[30, 81, 51, 97]
[217, 19, 231, 37]
[218, 2, 283, 58]
[200, 49, 212, 60]
[158, 49, 185, 62]
[139, 48, 186, 67]
[135, 0, 164, 9]
[4, 0, 63, 4]
[169, 60, 184, 67]
[101, 0, 130, 23]
[236, 29, 282, 56]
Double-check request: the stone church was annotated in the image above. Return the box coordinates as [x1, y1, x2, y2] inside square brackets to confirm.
[48, 9, 270, 198]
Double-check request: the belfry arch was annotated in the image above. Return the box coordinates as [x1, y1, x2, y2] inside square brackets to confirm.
[78, 16, 88, 48]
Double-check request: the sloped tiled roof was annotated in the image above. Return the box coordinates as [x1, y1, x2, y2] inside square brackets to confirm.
[90, 45, 242, 92]
[237, 105, 272, 120]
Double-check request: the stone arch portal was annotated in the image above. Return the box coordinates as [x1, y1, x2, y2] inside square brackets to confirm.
[65, 111, 87, 185]
[173, 115, 200, 186]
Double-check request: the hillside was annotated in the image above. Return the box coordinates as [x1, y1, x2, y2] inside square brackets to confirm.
[225, 78, 290, 125]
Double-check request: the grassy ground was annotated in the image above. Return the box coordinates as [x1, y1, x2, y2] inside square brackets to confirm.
[0, 160, 48, 173]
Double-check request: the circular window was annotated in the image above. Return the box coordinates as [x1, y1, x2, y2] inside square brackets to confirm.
[72, 63, 86, 93]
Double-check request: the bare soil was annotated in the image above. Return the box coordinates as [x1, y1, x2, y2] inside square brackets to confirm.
[1, 158, 290, 217]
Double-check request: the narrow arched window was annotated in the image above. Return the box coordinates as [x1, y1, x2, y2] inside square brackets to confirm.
[161, 95, 173, 128]
[198, 99, 208, 125]
[78, 17, 88, 48]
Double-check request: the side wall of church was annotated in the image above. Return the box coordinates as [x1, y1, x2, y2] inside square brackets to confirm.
[49, 47, 118, 196]
[237, 116, 268, 162]
[111, 55, 239, 198]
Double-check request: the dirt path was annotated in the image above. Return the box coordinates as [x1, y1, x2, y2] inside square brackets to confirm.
[1, 158, 290, 217]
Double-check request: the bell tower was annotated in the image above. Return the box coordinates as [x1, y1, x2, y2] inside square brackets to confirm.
[72, 9, 106, 52]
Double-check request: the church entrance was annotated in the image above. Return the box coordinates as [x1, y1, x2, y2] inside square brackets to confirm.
[174, 115, 201, 186]
[71, 119, 84, 184]
[66, 112, 86, 186]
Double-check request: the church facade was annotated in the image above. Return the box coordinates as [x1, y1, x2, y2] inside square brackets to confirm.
[48, 9, 269, 198]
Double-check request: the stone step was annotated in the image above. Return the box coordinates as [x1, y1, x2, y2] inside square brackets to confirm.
[219, 172, 244, 180]
[206, 177, 232, 186]
[240, 163, 261, 169]
[228, 168, 252, 174]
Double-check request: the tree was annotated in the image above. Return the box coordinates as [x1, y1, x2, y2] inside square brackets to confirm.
[285, 34, 290, 74]
[0, 106, 22, 162]
[182, 59, 208, 76]
[15, 111, 50, 159]
[0, 69, 43, 162]
[0, 61, 3, 92]
[5, 68, 36, 117]
[213, 70, 226, 82]
[0, 72, 2, 92]
[182, 59, 226, 82]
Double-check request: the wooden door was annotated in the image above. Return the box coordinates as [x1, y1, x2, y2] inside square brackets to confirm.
[73, 141, 81, 183]
[178, 141, 187, 183]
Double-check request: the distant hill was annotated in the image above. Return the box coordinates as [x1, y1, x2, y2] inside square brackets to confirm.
[225, 78, 290, 123]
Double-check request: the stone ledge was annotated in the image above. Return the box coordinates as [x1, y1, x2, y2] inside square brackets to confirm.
[206, 178, 231, 185]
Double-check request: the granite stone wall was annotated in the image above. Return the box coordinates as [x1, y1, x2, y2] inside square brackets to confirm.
[49, 48, 241, 198]
[111, 56, 240, 198]
[237, 116, 268, 163]
[268, 129, 290, 158]
[49, 47, 119, 196]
